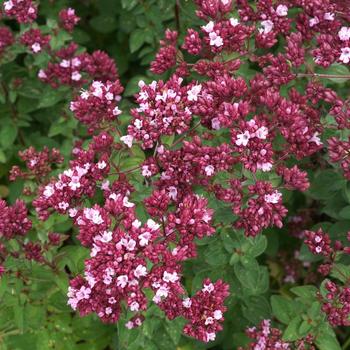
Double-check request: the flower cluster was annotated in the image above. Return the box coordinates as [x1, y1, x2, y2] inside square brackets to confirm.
[321, 281, 350, 327]
[70, 80, 123, 132]
[0, 199, 32, 239]
[239, 319, 291, 350]
[125, 77, 196, 149]
[0, 26, 14, 56]
[38, 44, 118, 88]
[59, 8, 80, 32]
[20, 28, 50, 53]
[304, 228, 332, 256]
[328, 137, 350, 180]
[10, 146, 63, 181]
[33, 146, 109, 221]
[63, 170, 228, 341]
[150, 29, 178, 74]
[3, 0, 37, 23]
[235, 181, 287, 237]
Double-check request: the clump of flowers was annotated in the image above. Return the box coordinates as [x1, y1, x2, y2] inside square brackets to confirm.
[3, 0, 37, 23]
[0, 26, 14, 56]
[70, 80, 123, 132]
[20, 28, 50, 53]
[10, 146, 63, 181]
[59, 8, 80, 32]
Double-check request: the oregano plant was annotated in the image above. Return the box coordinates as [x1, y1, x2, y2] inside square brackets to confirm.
[1, 0, 350, 349]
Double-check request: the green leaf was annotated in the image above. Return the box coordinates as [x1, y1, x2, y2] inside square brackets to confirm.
[290, 285, 318, 300]
[316, 63, 350, 84]
[271, 295, 297, 324]
[247, 235, 267, 257]
[130, 29, 146, 53]
[234, 259, 269, 295]
[0, 123, 17, 149]
[38, 90, 66, 109]
[283, 316, 303, 341]
[338, 205, 350, 219]
[315, 324, 341, 350]
[330, 263, 350, 283]
[242, 296, 271, 324]
[90, 15, 118, 34]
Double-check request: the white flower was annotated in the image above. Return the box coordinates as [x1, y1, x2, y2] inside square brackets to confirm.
[97, 160, 107, 169]
[259, 20, 274, 34]
[134, 265, 147, 278]
[187, 84, 202, 101]
[58, 202, 69, 210]
[152, 285, 169, 303]
[264, 190, 282, 204]
[309, 17, 319, 27]
[211, 118, 221, 130]
[324, 12, 335, 21]
[132, 219, 142, 228]
[205, 317, 214, 325]
[28, 6, 35, 14]
[339, 47, 350, 64]
[139, 232, 151, 247]
[235, 131, 251, 146]
[105, 92, 114, 100]
[84, 208, 104, 225]
[101, 180, 110, 191]
[255, 126, 268, 139]
[276, 4, 288, 17]
[168, 186, 178, 200]
[209, 32, 223, 47]
[113, 106, 122, 116]
[123, 196, 135, 208]
[142, 165, 152, 177]
[257, 162, 273, 172]
[134, 119, 143, 129]
[202, 21, 214, 33]
[38, 69, 47, 79]
[213, 310, 223, 320]
[229, 18, 239, 26]
[43, 184, 55, 198]
[99, 231, 113, 243]
[31, 43, 41, 53]
[206, 332, 216, 342]
[204, 165, 215, 176]
[4, 1, 14, 11]
[71, 71, 82, 81]
[60, 59, 70, 68]
[117, 275, 128, 288]
[202, 283, 215, 293]
[163, 271, 179, 283]
[76, 286, 91, 300]
[80, 90, 89, 99]
[69, 208, 78, 217]
[182, 298, 192, 308]
[130, 301, 140, 311]
[105, 307, 112, 315]
[339, 27, 350, 41]
[125, 321, 134, 329]
[147, 219, 160, 231]
[308, 132, 323, 146]
[72, 57, 81, 67]
[120, 135, 133, 148]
